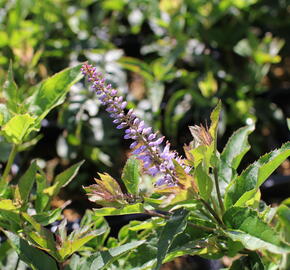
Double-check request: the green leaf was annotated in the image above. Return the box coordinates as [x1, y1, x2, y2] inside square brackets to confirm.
[82, 240, 145, 270]
[17, 160, 38, 203]
[218, 125, 255, 193]
[26, 64, 83, 126]
[0, 104, 11, 126]
[122, 157, 141, 195]
[224, 142, 290, 208]
[21, 213, 60, 260]
[5, 231, 58, 270]
[220, 125, 255, 171]
[129, 217, 165, 231]
[35, 172, 49, 213]
[230, 252, 265, 270]
[223, 207, 290, 254]
[0, 136, 12, 162]
[277, 205, 290, 243]
[1, 113, 36, 144]
[65, 254, 81, 270]
[44, 160, 84, 198]
[0, 199, 21, 231]
[2, 61, 19, 114]
[33, 208, 62, 226]
[93, 203, 144, 216]
[154, 208, 189, 270]
[59, 227, 107, 260]
[194, 164, 213, 200]
[209, 100, 221, 143]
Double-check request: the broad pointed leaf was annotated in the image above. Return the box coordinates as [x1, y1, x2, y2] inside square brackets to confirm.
[26, 64, 83, 126]
[223, 207, 290, 254]
[218, 125, 255, 196]
[59, 227, 107, 260]
[44, 161, 84, 197]
[224, 142, 290, 208]
[5, 231, 58, 270]
[17, 160, 38, 203]
[21, 213, 61, 260]
[154, 208, 189, 270]
[81, 240, 145, 270]
[122, 157, 140, 195]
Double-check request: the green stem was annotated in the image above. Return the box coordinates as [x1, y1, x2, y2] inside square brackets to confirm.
[0, 144, 18, 185]
[200, 198, 224, 227]
[213, 167, 225, 215]
[199, 208, 213, 221]
[188, 222, 215, 233]
[144, 209, 169, 219]
[210, 196, 220, 217]
[14, 256, 20, 270]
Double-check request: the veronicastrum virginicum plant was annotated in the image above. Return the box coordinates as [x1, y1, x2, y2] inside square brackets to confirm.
[82, 63, 290, 270]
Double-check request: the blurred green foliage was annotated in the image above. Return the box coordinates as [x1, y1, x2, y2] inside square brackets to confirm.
[0, 0, 289, 187]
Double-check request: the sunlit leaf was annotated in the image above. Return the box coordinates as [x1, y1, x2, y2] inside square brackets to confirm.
[223, 207, 290, 254]
[224, 142, 290, 208]
[122, 157, 141, 195]
[93, 203, 144, 216]
[2, 61, 19, 114]
[81, 240, 145, 270]
[33, 208, 62, 226]
[218, 125, 255, 194]
[1, 114, 36, 144]
[26, 64, 83, 127]
[59, 227, 107, 260]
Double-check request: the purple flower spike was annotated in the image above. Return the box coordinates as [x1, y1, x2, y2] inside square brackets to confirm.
[81, 62, 191, 187]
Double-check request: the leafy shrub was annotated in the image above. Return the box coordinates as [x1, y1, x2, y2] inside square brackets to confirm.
[0, 63, 288, 269]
